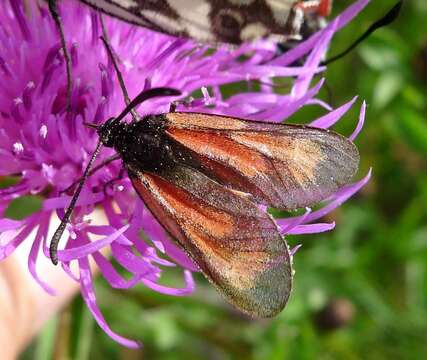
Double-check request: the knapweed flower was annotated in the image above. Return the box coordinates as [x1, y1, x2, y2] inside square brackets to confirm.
[0, 0, 371, 347]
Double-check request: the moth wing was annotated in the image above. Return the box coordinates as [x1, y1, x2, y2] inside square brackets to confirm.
[165, 112, 360, 210]
[80, 0, 301, 44]
[128, 164, 292, 317]
[80, 0, 175, 34]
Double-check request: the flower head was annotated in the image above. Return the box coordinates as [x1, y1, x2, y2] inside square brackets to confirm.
[0, 0, 370, 347]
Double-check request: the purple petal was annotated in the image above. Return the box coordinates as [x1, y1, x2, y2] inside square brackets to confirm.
[306, 98, 333, 111]
[110, 242, 158, 277]
[350, 101, 366, 141]
[251, 79, 324, 122]
[28, 214, 56, 294]
[43, 191, 105, 210]
[270, 0, 370, 67]
[142, 270, 195, 296]
[279, 208, 312, 235]
[78, 255, 140, 348]
[287, 222, 336, 235]
[9, 0, 31, 41]
[140, 247, 177, 267]
[93, 251, 151, 289]
[58, 232, 83, 282]
[290, 244, 303, 257]
[0, 214, 38, 260]
[0, 218, 25, 231]
[297, 170, 372, 225]
[292, 19, 338, 97]
[57, 224, 129, 261]
[310, 96, 358, 129]
[86, 225, 133, 246]
[61, 261, 80, 283]
[0, 181, 30, 200]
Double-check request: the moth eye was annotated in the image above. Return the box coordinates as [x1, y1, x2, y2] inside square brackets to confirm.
[213, 9, 244, 40]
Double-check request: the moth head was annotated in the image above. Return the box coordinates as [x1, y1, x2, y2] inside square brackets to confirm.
[98, 117, 120, 148]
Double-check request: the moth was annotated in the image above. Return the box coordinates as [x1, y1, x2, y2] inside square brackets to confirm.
[55, 0, 332, 44]
[50, 87, 359, 317]
[47, 0, 332, 109]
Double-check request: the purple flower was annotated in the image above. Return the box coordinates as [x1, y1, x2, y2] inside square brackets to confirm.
[0, 0, 370, 347]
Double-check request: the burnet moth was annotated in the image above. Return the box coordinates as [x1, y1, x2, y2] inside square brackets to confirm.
[49, 35, 359, 317]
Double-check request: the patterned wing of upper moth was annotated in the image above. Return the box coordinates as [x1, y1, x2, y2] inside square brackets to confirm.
[79, 0, 330, 44]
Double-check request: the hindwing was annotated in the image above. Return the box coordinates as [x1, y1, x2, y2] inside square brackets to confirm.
[129, 164, 292, 317]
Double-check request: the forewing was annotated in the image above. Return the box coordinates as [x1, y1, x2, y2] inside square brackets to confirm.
[128, 164, 292, 317]
[79, 0, 301, 44]
[165, 112, 360, 210]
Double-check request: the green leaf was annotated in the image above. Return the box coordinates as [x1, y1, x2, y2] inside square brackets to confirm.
[373, 71, 403, 109]
[34, 316, 58, 360]
[397, 107, 427, 154]
[4, 195, 42, 220]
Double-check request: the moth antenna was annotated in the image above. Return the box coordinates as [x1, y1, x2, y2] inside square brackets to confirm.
[83, 122, 100, 129]
[115, 87, 182, 122]
[322, 1, 402, 65]
[48, 0, 73, 112]
[99, 17, 140, 122]
[99, 14, 116, 64]
[61, 154, 121, 195]
[49, 141, 103, 265]
[99, 17, 181, 120]
[50, 25, 180, 265]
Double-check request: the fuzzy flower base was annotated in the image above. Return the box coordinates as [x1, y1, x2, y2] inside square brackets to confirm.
[0, 0, 370, 347]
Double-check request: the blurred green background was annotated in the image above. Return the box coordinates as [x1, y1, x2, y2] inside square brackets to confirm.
[20, 0, 427, 359]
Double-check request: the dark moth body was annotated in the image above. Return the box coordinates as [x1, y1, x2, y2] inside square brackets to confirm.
[98, 111, 358, 317]
[101, 115, 182, 173]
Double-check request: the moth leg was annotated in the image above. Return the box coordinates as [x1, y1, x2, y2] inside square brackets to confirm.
[50, 141, 104, 265]
[99, 17, 140, 123]
[103, 168, 126, 197]
[286, 1, 332, 39]
[318, 0, 333, 17]
[60, 154, 121, 195]
[294, 0, 332, 16]
[169, 97, 194, 113]
[48, 0, 73, 112]
[169, 102, 177, 113]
